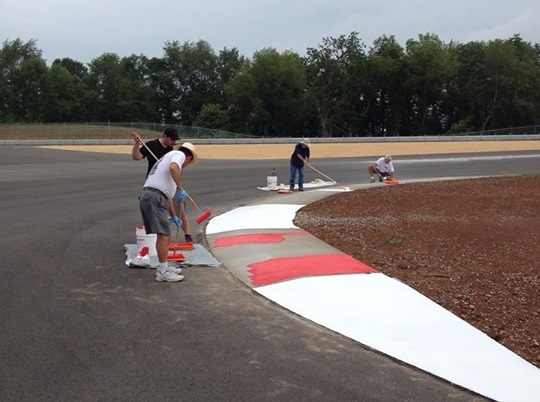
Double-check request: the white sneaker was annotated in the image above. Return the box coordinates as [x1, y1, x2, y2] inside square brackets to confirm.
[156, 271, 184, 282]
[369, 176, 375, 183]
[167, 265, 183, 275]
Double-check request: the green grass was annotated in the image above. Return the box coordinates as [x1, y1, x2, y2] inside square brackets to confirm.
[0, 123, 253, 140]
[0, 123, 164, 140]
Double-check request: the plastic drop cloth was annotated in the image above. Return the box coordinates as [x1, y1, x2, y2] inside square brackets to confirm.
[124, 243, 220, 269]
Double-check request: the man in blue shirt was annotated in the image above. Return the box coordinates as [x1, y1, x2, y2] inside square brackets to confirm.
[289, 138, 310, 191]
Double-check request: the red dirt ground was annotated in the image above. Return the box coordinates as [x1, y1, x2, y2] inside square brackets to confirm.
[294, 176, 540, 369]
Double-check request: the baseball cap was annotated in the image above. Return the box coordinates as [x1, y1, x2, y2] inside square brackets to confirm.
[163, 126, 179, 141]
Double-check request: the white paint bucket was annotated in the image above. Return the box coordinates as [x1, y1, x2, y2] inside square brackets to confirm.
[267, 176, 278, 188]
[135, 226, 157, 256]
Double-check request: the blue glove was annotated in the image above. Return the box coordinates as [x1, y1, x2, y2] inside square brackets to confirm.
[177, 190, 188, 203]
[171, 215, 182, 229]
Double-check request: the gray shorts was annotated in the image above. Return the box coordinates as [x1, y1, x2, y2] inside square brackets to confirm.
[139, 188, 170, 235]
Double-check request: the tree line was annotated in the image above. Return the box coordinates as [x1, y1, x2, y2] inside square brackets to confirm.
[1, 33, 539, 137]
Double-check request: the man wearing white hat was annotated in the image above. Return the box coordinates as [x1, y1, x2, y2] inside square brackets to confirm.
[130, 128, 193, 243]
[289, 138, 311, 191]
[138, 142, 198, 282]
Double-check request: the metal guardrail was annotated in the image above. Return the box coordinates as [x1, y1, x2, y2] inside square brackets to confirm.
[1, 134, 539, 146]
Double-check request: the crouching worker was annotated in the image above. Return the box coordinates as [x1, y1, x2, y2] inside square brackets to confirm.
[368, 155, 396, 182]
[138, 143, 198, 282]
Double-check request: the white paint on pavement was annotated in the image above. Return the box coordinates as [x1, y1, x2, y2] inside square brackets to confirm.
[206, 204, 304, 234]
[212, 203, 540, 401]
[255, 274, 540, 402]
[397, 154, 540, 163]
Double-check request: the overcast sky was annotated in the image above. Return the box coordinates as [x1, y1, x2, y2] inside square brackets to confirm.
[1, 0, 538, 65]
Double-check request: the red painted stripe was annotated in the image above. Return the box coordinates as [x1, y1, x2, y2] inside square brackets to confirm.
[248, 254, 379, 287]
[213, 231, 309, 247]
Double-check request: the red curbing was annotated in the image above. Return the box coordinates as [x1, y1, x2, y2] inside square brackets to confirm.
[213, 231, 310, 247]
[248, 254, 379, 287]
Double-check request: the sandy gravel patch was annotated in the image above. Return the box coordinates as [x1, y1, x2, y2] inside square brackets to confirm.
[42, 141, 540, 159]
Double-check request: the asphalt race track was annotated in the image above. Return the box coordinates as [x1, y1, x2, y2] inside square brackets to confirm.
[1, 146, 538, 401]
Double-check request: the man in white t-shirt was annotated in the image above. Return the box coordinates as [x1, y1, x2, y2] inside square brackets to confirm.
[368, 155, 395, 182]
[130, 127, 193, 243]
[139, 142, 198, 282]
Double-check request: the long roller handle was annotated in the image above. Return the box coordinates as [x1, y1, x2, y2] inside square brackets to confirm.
[308, 164, 337, 183]
[183, 190, 201, 211]
[134, 133, 160, 162]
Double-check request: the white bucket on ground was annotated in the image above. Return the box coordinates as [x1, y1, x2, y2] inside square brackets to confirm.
[135, 226, 157, 256]
[267, 176, 278, 189]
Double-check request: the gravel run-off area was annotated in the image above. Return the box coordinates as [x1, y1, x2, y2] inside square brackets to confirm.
[294, 176, 540, 369]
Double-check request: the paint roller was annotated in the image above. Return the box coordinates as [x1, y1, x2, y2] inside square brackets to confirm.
[135, 135, 212, 224]
[196, 210, 212, 224]
[184, 190, 212, 224]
